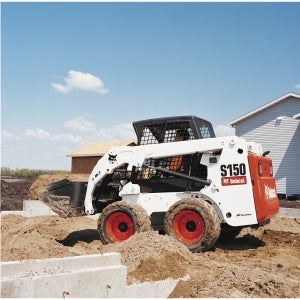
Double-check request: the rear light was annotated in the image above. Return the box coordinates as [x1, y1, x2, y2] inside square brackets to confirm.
[270, 163, 273, 177]
[258, 162, 262, 176]
[258, 161, 273, 177]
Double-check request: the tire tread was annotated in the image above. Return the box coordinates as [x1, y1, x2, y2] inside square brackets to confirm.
[97, 201, 151, 244]
[164, 198, 221, 252]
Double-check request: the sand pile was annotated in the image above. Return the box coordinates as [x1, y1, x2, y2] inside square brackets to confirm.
[1, 214, 300, 297]
[1, 178, 35, 211]
[28, 174, 89, 200]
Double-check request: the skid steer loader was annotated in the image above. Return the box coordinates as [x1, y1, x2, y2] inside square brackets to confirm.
[43, 116, 279, 252]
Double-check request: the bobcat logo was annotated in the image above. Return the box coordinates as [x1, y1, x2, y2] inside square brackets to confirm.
[264, 184, 276, 199]
[108, 154, 117, 163]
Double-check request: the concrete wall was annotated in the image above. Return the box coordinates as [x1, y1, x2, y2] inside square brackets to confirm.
[1, 253, 183, 298]
[1, 253, 127, 298]
[23, 199, 58, 217]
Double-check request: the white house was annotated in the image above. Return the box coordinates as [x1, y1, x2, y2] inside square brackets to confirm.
[230, 93, 300, 198]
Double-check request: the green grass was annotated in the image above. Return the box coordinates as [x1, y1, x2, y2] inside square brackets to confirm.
[1, 167, 70, 178]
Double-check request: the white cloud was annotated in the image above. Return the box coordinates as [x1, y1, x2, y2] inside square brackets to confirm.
[1, 130, 21, 141]
[24, 128, 51, 139]
[94, 123, 136, 142]
[24, 128, 82, 143]
[52, 83, 70, 93]
[2, 120, 136, 170]
[60, 145, 72, 154]
[64, 116, 96, 133]
[52, 133, 83, 143]
[295, 83, 300, 89]
[214, 125, 235, 137]
[63, 115, 136, 142]
[52, 70, 109, 94]
[107, 123, 136, 140]
[22, 118, 135, 147]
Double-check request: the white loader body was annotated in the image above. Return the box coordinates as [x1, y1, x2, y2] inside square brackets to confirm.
[85, 135, 262, 227]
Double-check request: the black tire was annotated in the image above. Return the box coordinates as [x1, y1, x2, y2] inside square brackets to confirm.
[164, 198, 221, 252]
[97, 201, 151, 244]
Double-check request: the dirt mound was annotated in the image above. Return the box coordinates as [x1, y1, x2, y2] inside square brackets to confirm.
[104, 230, 197, 284]
[279, 199, 300, 209]
[1, 175, 89, 218]
[1, 215, 100, 261]
[28, 174, 89, 200]
[170, 217, 300, 298]
[28, 174, 90, 218]
[1, 178, 36, 211]
[1, 214, 300, 297]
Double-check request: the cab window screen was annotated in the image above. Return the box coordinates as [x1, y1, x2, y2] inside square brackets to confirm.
[199, 122, 212, 138]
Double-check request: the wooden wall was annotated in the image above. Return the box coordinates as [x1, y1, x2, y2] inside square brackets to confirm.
[71, 156, 101, 174]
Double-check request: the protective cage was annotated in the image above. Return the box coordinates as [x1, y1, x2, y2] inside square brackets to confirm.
[132, 115, 215, 145]
[130, 116, 214, 193]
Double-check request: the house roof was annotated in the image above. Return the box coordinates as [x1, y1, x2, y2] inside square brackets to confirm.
[230, 92, 300, 126]
[67, 139, 136, 157]
[293, 113, 300, 120]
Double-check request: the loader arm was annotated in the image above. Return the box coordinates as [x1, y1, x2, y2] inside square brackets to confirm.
[84, 146, 146, 214]
[142, 163, 212, 186]
[84, 136, 262, 216]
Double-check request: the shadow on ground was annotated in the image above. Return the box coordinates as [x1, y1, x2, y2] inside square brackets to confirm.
[57, 229, 100, 246]
[215, 234, 265, 250]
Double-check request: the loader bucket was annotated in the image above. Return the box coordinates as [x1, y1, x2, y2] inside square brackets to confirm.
[41, 179, 87, 218]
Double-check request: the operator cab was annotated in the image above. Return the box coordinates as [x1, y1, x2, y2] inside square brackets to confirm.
[133, 115, 215, 145]
[131, 116, 215, 194]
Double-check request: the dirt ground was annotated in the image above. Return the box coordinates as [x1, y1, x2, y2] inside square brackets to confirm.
[1, 178, 36, 211]
[1, 177, 300, 297]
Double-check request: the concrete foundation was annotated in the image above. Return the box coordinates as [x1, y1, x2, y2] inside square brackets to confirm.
[0, 200, 100, 219]
[1, 253, 127, 298]
[1, 253, 181, 298]
[125, 276, 189, 298]
[22, 200, 58, 217]
[1, 210, 25, 216]
[277, 207, 300, 218]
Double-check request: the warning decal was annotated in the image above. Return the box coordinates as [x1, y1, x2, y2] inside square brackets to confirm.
[221, 176, 247, 186]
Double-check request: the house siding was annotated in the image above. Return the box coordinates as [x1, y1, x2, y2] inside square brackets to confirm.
[234, 96, 300, 195]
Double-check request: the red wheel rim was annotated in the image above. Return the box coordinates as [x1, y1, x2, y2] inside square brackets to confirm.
[173, 209, 205, 244]
[105, 211, 135, 242]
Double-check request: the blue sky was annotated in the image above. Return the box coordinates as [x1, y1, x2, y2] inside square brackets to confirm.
[2, 2, 300, 170]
